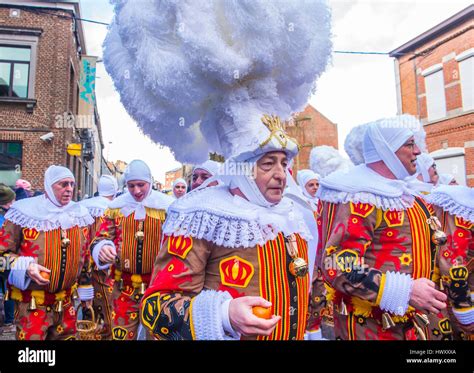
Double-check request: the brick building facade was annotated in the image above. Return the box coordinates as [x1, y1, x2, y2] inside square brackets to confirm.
[285, 104, 339, 174]
[0, 1, 104, 198]
[390, 5, 474, 186]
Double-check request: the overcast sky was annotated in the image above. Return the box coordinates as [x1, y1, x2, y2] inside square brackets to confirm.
[79, 0, 472, 183]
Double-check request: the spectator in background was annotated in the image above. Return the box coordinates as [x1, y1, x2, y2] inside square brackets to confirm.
[172, 178, 187, 199]
[15, 179, 32, 197]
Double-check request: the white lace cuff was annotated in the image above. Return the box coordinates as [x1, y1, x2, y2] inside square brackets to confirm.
[92, 240, 115, 270]
[8, 256, 34, 291]
[191, 290, 240, 340]
[452, 307, 474, 325]
[77, 285, 94, 301]
[380, 271, 413, 316]
[221, 298, 240, 339]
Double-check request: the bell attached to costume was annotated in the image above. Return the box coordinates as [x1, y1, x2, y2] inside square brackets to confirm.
[289, 257, 309, 278]
[135, 221, 144, 242]
[286, 234, 308, 278]
[139, 282, 146, 295]
[61, 229, 70, 249]
[382, 312, 395, 330]
[55, 300, 63, 313]
[426, 217, 447, 246]
[28, 296, 37, 311]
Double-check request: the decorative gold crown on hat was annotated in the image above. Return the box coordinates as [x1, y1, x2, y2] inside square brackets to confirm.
[209, 152, 225, 163]
[259, 114, 300, 150]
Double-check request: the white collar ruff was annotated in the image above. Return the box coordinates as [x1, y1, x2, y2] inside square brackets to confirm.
[5, 195, 93, 231]
[163, 184, 313, 248]
[426, 185, 474, 223]
[109, 190, 174, 220]
[80, 196, 111, 218]
[318, 164, 415, 211]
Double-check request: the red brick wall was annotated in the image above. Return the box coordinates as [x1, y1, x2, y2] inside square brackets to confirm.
[395, 18, 474, 186]
[285, 104, 338, 174]
[0, 7, 81, 190]
[397, 24, 473, 117]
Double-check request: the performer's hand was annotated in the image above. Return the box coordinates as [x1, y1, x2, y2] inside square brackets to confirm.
[99, 245, 116, 264]
[228, 296, 281, 336]
[27, 263, 50, 286]
[409, 278, 447, 313]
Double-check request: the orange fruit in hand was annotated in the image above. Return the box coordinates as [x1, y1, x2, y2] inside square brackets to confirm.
[252, 306, 272, 319]
[39, 271, 50, 280]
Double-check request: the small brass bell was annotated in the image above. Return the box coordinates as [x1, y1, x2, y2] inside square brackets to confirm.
[4, 289, 9, 301]
[61, 237, 70, 248]
[382, 312, 395, 330]
[415, 313, 430, 327]
[72, 289, 79, 300]
[289, 257, 309, 277]
[339, 300, 348, 316]
[135, 231, 144, 242]
[431, 230, 447, 246]
[28, 296, 37, 311]
[55, 300, 63, 313]
[118, 278, 124, 291]
[139, 282, 146, 295]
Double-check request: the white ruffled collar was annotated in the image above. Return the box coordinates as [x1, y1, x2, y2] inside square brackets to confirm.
[80, 196, 111, 218]
[318, 164, 415, 211]
[5, 195, 93, 231]
[426, 185, 474, 223]
[109, 190, 174, 219]
[163, 184, 313, 248]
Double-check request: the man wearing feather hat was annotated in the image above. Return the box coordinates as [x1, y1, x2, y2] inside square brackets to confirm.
[103, 0, 332, 339]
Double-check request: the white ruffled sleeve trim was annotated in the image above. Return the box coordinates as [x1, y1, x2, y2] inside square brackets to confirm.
[379, 271, 413, 316]
[426, 192, 474, 223]
[191, 290, 240, 340]
[8, 256, 34, 291]
[77, 285, 94, 301]
[452, 307, 474, 326]
[91, 240, 115, 270]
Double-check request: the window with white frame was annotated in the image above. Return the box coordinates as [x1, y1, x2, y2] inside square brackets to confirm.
[456, 48, 474, 112]
[422, 64, 446, 121]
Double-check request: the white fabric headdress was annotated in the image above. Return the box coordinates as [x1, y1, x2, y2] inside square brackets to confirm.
[296, 169, 320, 200]
[111, 160, 174, 220]
[5, 165, 93, 231]
[98, 175, 119, 197]
[363, 117, 419, 179]
[172, 178, 188, 189]
[416, 153, 435, 183]
[192, 161, 221, 177]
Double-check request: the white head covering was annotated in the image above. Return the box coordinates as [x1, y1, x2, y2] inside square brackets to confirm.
[438, 173, 455, 185]
[5, 165, 93, 231]
[110, 160, 173, 219]
[173, 178, 188, 189]
[173, 178, 188, 199]
[124, 160, 152, 184]
[416, 153, 435, 183]
[363, 117, 419, 180]
[98, 175, 119, 197]
[296, 169, 320, 199]
[44, 165, 75, 207]
[346, 115, 426, 167]
[192, 160, 221, 177]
